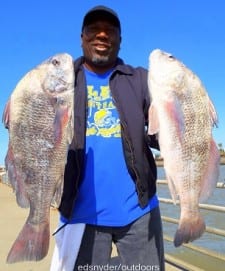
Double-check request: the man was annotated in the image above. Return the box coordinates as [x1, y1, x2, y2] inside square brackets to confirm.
[54, 5, 165, 270]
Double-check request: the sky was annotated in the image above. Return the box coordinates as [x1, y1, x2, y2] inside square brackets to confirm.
[0, 0, 224, 165]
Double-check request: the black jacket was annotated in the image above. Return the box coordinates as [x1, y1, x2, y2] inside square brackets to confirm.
[59, 57, 159, 219]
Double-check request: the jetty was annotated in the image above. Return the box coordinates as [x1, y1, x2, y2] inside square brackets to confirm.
[1, 167, 225, 270]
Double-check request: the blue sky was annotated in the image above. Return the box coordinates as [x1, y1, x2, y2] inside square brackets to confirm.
[0, 0, 224, 165]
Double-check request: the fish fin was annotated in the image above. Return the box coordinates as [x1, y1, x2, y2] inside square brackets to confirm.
[15, 173, 30, 208]
[5, 146, 16, 190]
[53, 99, 70, 145]
[208, 97, 218, 127]
[2, 99, 11, 129]
[166, 174, 179, 204]
[174, 210, 205, 247]
[199, 138, 220, 203]
[148, 103, 159, 134]
[5, 146, 29, 208]
[67, 108, 74, 144]
[51, 178, 64, 208]
[6, 221, 49, 263]
[164, 95, 185, 145]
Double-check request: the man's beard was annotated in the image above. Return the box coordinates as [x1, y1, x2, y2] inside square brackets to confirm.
[91, 55, 110, 66]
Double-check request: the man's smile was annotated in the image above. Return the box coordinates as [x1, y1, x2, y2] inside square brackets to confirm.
[93, 42, 110, 52]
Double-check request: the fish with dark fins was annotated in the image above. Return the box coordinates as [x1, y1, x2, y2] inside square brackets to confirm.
[3, 53, 74, 263]
[148, 49, 220, 247]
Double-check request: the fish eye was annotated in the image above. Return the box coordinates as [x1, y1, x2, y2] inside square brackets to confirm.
[52, 58, 60, 66]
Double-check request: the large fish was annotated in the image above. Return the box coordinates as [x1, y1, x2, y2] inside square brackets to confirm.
[148, 49, 220, 247]
[3, 53, 74, 263]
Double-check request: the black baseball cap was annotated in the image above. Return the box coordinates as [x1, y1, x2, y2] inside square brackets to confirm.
[82, 5, 121, 33]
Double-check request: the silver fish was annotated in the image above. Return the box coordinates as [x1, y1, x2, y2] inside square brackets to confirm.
[148, 49, 220, 247]
[3, 53, 74, 263]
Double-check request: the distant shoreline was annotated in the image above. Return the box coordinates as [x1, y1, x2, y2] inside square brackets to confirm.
[155, 155, 225, 167]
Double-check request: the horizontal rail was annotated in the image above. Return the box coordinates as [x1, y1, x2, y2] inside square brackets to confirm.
[164, 234, 225, 262]
[159, 197, 225, 213]
[165, 253, 204, 271]
[157, 179, 225, 189]
[162, 215, 225, 237]
[158, 179, 225, 270]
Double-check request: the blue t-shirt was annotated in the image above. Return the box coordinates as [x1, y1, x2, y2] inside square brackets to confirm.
[60, 67, 158, 226]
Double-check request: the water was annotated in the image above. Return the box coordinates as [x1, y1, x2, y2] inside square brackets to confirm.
[157, 165, 225, 183]
[157, 165, 225, 270]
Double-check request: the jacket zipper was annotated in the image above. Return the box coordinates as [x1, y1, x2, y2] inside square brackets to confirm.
[111, 91, 140, 188]
[68, 152, 81, 221]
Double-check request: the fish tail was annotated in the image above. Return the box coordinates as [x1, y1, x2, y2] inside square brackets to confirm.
[174, 211, 206, 247]
[6, 221, 49, 263]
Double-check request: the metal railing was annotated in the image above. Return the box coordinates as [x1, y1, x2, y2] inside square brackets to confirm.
[157, 179, 225, 189]
[1, 172, 224, 270]
[157, 179, 225, 271]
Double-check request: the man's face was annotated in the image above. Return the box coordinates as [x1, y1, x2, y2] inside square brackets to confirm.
[81, 20, 121, 68]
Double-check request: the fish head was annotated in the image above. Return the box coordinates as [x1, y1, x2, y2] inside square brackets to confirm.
[149, 49, 186, 97]
[34, 53, 75, 145]
[40, 53, 74, 96]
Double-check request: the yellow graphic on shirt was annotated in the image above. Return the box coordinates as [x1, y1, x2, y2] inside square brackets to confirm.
[86, 85, 121, 138]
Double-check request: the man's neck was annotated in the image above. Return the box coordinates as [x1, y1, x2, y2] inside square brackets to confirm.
[83, 61, 116, 75]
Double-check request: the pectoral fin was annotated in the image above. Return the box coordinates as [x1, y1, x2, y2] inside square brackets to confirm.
[148, 103, 159, 135]
[164, 95, 185, 145]
[53, 98, 70, 145]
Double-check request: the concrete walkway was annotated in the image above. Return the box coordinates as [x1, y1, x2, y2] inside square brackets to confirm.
[0, 182, 178, 271]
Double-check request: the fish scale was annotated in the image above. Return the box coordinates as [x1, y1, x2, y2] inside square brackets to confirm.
[3, 53, 74, 263]
[148, 49, 220, 247]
